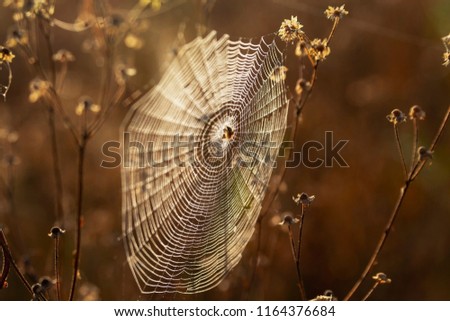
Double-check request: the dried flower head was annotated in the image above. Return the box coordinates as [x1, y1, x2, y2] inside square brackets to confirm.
[417, 146, 433, 162]
[293, 192, 315, 207]
[324, 5, 349, 21]
[139, 0, 161, 11]
[20, 0, 55, 19]
[31, 283, 43, 295]
[442, 34, 450, 49]
[0, 47, 15, 63]
[75, 96, 101, 115]
[124, 33, 144, 49]
[278, 16, 304, 43]
[278, 214, 300, 226]
[295, 78, 311, 96]
[48, 226, 65, 238]
[372, 272, 392, 284]
[28, 78, 50, 103]
[3, 0, 25, 9]
[386, 109, 406, 125]
[270, 66, 288, 82]
[310, 290, 337, 301]
[443, 52, 450, 67]
[408, 105, 426, 120]
[6, 27, 28, 48]
[309, 38, 331, 61]
[115, 64, 137, 85]
[39, 276, 54, 290]
[295, 40, 307, 57]
[52, 49, 75, 63]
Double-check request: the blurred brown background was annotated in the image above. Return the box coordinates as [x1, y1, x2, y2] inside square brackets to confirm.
[0, 0, 449, 300]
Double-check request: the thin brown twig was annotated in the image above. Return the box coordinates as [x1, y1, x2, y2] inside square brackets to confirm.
[287, 224, 306, 300]
[295, 205, 307, 300]
[0, 229, 33, 296]
[54, 236, 61, 300]
[361, 281, 379, 301]
[69, 137, 87, 301]
[410, 119, 418, 176]
[47, 106, 65, 225]
[393, 124, 408, 180]
[344, 106, 450, 301]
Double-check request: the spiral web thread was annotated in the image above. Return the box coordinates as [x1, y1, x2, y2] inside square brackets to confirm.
[122, 30, 288, 294]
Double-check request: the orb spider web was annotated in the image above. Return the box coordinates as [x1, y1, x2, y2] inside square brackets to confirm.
[122, 30, 288, 294]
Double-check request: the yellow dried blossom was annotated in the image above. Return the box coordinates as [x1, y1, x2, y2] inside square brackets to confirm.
[278, 16, 304, 43]
[3, 0, 25, 9]
[29, 78, 50, 103]
[6, 27, 29, 48]
[270, 66, 288, 82]
[0, 47, 15, 63]
[442, 34, 450, 49]
[75, 96, 101, 116]
[309, 38, 331, 61]
[324, 5, 349, 21]
[115, 64, 137, 85]
[124, 33, 143, 49]
[443, 52, 449, 67]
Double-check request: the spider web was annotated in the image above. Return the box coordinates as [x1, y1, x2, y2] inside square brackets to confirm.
[122, 30, 288, 294]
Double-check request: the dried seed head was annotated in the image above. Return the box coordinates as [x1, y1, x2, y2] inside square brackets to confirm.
[278, 16, 304, 43]
[75, 96, 101, 115]
[52, 49, 75, 63]
[417, 146, 433, 162]
[0, 47, 15, 64]
[39, 276, 54, 290]
[295, 78, 311, 96]
[31, 283, 43, 295]
[386, 109, 406, 125]
[443, 52, 450, 67]
[324, 5, 349, 21]
[124, 33, 144, 49]
[115, 64, 137, 85]
[408, 105, 426, 120]
[372, 272, 392, 284]
[6, 27, 29, 47]
[293, 192, 315, 207]
[295, 40, 307, 57]
[28, 78, 50, 103]
[278, 214, 299, 226]
[308, 38, 331, 62]
[442, 34, 450, 48]
[48, 226, 65, 238]
[310, 289, 337, 301]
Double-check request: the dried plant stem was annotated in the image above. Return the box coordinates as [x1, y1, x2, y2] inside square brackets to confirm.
[393, 125, 408, 180]
[69, 138, 87, 301]
[412, 106, 450, 180]
[361, 282, 379, 301]
[0, 229, 33, 296]
[47, 107, 65, 225]
[410, 119, 418, 175]
[295, 205, 307, 300]
[344, 106, 450, 301]
[54, 236, 61, 300]
[287, 224, 306, 300]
